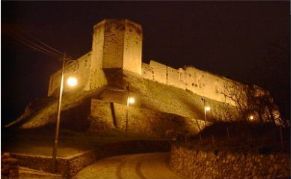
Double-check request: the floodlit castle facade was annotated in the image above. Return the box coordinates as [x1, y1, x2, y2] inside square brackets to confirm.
[49, 19, 242, 105]
[47, 19, 281, 122]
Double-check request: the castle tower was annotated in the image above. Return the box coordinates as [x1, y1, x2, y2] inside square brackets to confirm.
[91, 19, 143, 74]
[48, 19, 143, 95]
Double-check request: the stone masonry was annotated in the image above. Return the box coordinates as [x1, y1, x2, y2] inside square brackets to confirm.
[170, 144, 290, 179]
[47, 18, 281, 123]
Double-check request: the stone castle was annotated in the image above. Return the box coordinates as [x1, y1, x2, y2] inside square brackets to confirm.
[47, 19, 281, 123]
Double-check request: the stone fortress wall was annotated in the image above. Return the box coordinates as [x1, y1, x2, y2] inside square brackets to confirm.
[47, 18, 279, 122]
[99, 19, 142, 74]
[122, 20, 143, 74]
[142, 60, 245, 106]
[48, 53, 245, 107]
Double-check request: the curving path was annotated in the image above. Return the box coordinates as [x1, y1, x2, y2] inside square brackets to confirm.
[73, 152, 185, 179]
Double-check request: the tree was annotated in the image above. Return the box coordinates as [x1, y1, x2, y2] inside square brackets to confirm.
[217, 81, 285, 126]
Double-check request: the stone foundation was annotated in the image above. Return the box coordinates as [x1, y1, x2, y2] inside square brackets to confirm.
[169, 144, 290, 179]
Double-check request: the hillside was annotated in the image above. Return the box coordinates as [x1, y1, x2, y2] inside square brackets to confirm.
[7, 69, 238, 136]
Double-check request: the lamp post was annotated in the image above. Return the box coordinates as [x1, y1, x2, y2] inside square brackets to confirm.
[52, 55, 78, 172]
[204, 106, 211, 127]
[204, 105, 212, 143]
[125, 96, 135, 133]
[201, 98, 211, 127]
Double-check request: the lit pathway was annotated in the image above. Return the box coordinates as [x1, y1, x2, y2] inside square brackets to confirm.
[73, 152, 185, 179]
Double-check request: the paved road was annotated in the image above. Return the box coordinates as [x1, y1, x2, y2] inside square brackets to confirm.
[74, 152, 185, 179]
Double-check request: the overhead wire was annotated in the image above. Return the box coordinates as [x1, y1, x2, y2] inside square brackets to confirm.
[20, 30, 64, 56]
[10, 32, 61, 58]
[4, 26, 75, 62]
[6, 28, 60, 57]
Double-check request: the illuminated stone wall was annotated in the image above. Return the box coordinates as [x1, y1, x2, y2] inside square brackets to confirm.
[50, 18, 242, 105]
[100, 19, 142, 74]
[183, 66, 242, 105]
[47, 19, 279, 123]
[123, 20, 142, 74]
[141, 63, 153, 80]
[102, 20, 125, 69]
[86, 20, 107, 91]
[142, 60, 246, 106]
[89, 99, 199, 137]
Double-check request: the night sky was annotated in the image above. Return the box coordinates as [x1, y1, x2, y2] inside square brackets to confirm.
[2, 2, 290, 125]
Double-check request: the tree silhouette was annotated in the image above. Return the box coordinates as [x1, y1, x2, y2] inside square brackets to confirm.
[217, 81, 285, 126]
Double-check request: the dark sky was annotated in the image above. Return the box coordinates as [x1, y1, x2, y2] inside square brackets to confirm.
[2, 1, 290, 125]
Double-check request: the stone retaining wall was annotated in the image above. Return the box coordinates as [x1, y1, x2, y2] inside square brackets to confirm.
[169, 144, 290, 179]
[11, 150, 96, 178]
[89, 99, 201, 137]
[11, 140, 169, 178]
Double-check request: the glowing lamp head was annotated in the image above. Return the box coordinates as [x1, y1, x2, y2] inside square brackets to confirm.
[127, 97, 135, 105]
[249, 115, 254, 121]
[204, 106, 211, 112]
[66, 76, 78, 87]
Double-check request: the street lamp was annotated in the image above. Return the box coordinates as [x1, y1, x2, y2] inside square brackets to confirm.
[125, 96, 135, 133]
[127, 97, 135, 106]
[204, 106, 211, 126]
[52, 55, 78, 172]
[66, 76, 78, 87]
[248, 115, 254, 121]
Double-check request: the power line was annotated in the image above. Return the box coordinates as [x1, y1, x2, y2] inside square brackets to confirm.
[16, 28, 64, 56]
[15, 34, 58, 57]
[5, 27, 61, 57]
[11, 32, 61, 58]
[4, 26, 74, 62]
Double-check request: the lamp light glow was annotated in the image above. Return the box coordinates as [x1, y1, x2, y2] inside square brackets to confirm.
[66, 76, 78, 87]
[127, 97, 135, 105]
[205, 106, 211, 112]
